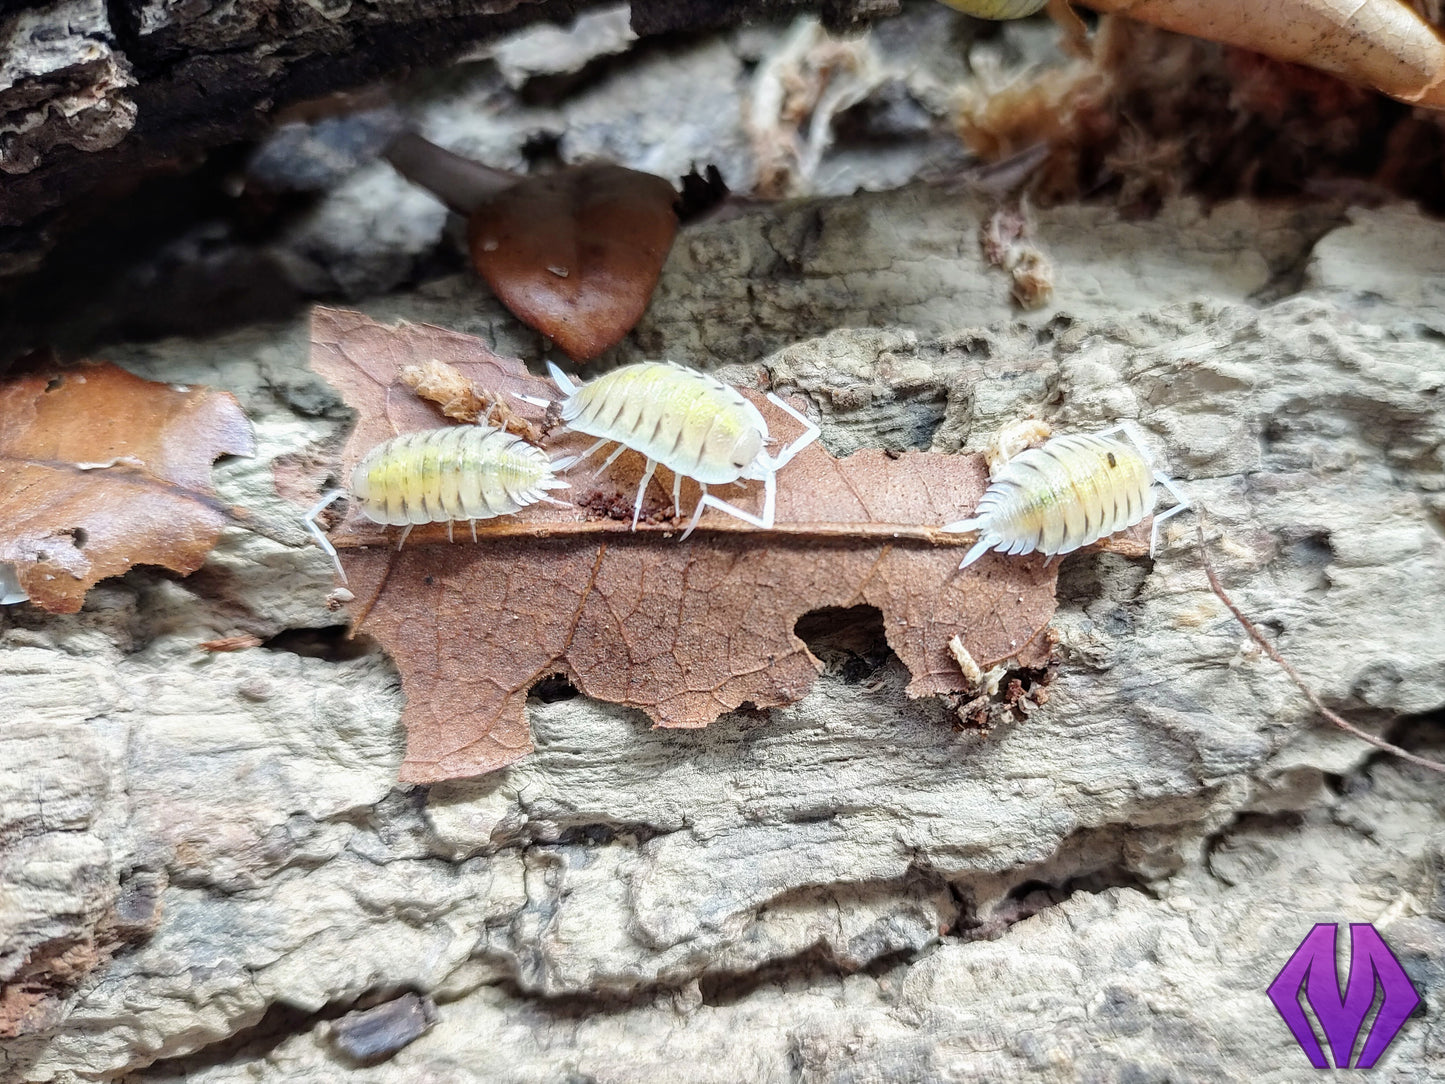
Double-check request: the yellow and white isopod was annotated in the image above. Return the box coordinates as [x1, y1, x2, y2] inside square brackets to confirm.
[942, 423, 1190, 568]
[545, 360, 820, 536]
[303, 423, 572, 581]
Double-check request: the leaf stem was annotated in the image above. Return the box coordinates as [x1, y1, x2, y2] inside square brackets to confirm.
[327, 519, 981, 548]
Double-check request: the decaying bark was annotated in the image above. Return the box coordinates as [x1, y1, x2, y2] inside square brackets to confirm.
[0, 0, 897, 276]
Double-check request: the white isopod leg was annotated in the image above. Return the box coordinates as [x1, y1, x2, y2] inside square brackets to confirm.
[672, 471, 682, 517]
[568, 438, 610, 471]
[599, 443, 628, 474]
[397, 524, 414, 551]
[632, 458, 659, 530]
[679, 473, 776, 541]
[447, 520, 455, 543]
[470, 519, 478, 543]
[302, 488, 349, 585]
[1147, 470, 1192, 558]
[762, 392, 822, 468]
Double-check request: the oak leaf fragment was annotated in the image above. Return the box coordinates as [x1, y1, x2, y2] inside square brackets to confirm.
[0, 362, 254, 613]
[305, 309, 1061, 782]
[467, 163, 680, 362]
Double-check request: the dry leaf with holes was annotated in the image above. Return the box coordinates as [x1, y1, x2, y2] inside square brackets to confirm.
[303, 309, 1063, 782]
[0, 362, 253, 613]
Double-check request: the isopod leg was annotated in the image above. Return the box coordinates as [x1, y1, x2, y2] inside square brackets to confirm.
[567, 438, 609, 471]
[447, 521, 455, 543]
[302, 488, 349, 585]
[672, 472, 682, 518]
[762, 392, 822, 469]
[470, 520, 478, 543]
[599, 443, 628, 474]
[396, 525, 413, 551]
[680, 486, 772, 540]
[632, 458, 659, 530]
[1147, 470, 1192, 557]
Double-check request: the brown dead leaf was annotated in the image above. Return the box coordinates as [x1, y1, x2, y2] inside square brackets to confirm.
[0, 362, 254, 613]
[466, 163, 679, 362]
[305, 309, 1061, 783]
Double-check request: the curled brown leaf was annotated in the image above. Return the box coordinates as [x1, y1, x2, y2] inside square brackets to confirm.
[1085, 0, 1445, 109]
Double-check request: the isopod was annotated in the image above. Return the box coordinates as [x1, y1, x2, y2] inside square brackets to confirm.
[303, 422, 572, 581]
[545, 360, 820, 536]
[941, 422, 1189, 568]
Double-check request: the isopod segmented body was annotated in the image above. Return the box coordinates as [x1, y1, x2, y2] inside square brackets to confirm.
[304, 423, 571, 581]
[547, 360, 820, 536]
[942, 424, 1189, 568]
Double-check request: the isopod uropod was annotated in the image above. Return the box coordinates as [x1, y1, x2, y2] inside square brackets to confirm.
[303, 423, 572, 581]
[942, 423, 1190, 568]
[545, 360, 820, 536]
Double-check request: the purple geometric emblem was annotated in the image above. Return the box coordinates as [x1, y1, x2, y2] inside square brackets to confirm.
[1268, 923, 1422, 1068]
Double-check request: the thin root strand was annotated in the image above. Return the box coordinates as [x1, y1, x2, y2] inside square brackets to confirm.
[1196, 519, 1445, 776]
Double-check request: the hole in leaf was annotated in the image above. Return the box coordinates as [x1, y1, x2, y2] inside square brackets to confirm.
[261, 625, 376, 662]
[528, 673, 579, 704]
[520, 130, 563, 170]
[70, 528, 88, 550]
[45, 376, 64, 392]
[793, 605, 893, 683]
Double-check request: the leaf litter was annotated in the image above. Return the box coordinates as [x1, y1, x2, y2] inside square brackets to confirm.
[0, 361, 254, 613]
[306, 308, 1062, 783]
[466, 162, 679, 363]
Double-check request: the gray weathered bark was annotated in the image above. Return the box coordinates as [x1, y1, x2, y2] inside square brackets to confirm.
[3, 8, 1444, 1082]
[4, 188, 1444, 1081]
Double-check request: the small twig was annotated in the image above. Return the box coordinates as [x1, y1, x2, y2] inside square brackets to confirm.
[1196, 519, 1445, 775]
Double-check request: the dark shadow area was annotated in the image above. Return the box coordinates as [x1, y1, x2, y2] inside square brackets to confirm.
[261, 625, 378, 662]
[527, 672, 580, 703]
[699, 942, 914, 1009]
[793, 604, 893, 683]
